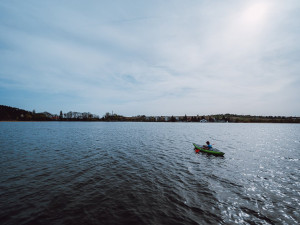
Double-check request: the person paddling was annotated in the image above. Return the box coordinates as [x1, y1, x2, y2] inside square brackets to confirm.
[203, 141, 212, 150]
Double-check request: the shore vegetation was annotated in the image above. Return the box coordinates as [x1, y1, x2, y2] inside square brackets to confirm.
[1, 105, 299, 123]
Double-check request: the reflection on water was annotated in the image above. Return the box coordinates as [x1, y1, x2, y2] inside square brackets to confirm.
[0, 122, 299, 224]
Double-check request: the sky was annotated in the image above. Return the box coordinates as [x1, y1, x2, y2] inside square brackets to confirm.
[0, 0, 299, 117]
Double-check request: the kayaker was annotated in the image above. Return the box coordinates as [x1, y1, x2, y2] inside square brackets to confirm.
[203, 141, 212, 150]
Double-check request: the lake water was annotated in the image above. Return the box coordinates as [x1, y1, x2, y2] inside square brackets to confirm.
[0, 122, 299, 225]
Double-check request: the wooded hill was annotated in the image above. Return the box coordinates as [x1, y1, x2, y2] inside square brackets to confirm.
[0, 105, 100, 121]
[0, 105, 50, 121]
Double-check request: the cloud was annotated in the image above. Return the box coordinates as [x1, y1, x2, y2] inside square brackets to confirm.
[0, 0, 299, 116]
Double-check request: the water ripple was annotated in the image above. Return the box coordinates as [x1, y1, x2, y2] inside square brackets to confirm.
[0, 122, 299, 225]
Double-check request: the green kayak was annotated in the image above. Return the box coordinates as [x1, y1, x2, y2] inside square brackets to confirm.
[193, 143, 225, 156]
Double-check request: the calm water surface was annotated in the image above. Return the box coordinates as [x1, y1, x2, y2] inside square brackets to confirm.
[0, 122, 299, 225]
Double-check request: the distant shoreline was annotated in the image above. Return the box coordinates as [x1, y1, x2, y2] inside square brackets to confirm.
[1, 105, 300, 123]
[1, 120, 300, 124]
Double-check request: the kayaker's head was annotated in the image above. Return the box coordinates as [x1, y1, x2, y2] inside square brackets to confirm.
[206, 141, 210, 145]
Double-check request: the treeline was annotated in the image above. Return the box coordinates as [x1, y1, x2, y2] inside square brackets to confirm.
[59, 111, 100, 121]
[219, 114, 300, 123]
[1, 105, 299, 123]
[0, 105, 50, 121]
[98, 113, 300, 123]
[0, 105, 100, 121]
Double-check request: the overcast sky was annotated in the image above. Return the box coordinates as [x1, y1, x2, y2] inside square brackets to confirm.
[0, 0, 299, 116]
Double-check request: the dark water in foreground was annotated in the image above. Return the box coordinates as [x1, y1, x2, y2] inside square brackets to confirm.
[0, 122, 299, 225]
